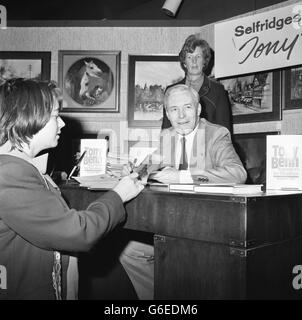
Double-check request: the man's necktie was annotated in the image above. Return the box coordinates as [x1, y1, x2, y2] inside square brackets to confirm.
[179, 135, 188, 170]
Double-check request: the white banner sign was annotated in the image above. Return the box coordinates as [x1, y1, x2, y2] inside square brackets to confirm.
[215, 2, 302, 78]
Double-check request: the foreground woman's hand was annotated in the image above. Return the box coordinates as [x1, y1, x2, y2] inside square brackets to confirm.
[113, 172, 144, 203]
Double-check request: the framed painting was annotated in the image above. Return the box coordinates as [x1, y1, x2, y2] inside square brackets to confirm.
[127, 55, 185, 127]
[0, 51, 51, 84]
[284, 65, 302, 109]
[219, 71, 282, 124]
[233, 131, 280, 185]
[58, 50, 120, 113]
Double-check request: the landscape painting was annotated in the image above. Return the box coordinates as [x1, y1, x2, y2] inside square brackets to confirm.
[219, 71, 281, 123]
[0, 51, 51, 85]
[128, 55, 184, 127]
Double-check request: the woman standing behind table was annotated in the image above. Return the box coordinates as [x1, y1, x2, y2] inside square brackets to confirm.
[162, 34, 232, 133]
[0, 78, 144, 300]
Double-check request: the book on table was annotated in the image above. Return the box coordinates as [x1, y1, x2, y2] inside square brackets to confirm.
[147, 182, 263, 194]
[79, 139, 107, 176]
[266, 135, 302, 190]
[168, 182, 237, 192]
[168, 183, 200, 191]
[193, 184, 263, 194]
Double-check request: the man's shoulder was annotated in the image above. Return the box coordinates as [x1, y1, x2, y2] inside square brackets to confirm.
[201, 119, 230, 137]
[201, 118, 227, 130]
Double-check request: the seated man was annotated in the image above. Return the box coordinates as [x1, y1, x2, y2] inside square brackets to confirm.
[120, 84, 246, 300]
[152, 84, 246, 184]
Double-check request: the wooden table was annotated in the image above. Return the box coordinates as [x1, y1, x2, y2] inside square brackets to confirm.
[61, 183, 302, 299]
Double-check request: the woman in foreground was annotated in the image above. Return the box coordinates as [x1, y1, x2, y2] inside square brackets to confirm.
[0, 78, 144, 300]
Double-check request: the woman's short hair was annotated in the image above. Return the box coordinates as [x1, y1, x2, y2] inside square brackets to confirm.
[179, 34, 212, 72]
[164, 84, 199, 109]
[0, 78, 62, 149]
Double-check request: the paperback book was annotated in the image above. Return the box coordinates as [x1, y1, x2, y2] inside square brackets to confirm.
[79, 139, 107, 176]
[266, 135, 302, 190]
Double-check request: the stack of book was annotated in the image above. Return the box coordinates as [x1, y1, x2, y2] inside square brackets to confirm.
[107, 153, 130, 179]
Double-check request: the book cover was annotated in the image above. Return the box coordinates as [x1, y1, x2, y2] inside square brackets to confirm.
[266, 135, 302, 190]
[80, 139, 107, 176]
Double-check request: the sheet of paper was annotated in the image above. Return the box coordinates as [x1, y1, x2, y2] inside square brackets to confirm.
[129, 147, 157, 166]
[72, 174, 119, 189]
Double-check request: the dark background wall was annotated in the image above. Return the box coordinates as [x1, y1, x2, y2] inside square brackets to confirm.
[2, 0, 287, 25]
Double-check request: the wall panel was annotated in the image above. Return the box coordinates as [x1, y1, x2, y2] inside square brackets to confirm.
[0, 0, 301, 156]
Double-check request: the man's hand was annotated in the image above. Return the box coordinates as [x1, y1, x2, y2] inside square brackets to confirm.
[151, 167, 180, 184]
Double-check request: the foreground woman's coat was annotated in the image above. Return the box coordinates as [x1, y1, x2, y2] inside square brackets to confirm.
[0, 155, 125, 300]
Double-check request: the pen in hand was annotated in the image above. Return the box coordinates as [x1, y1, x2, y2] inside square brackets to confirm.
[67, 150, 87, 180]
[129, 158, 137, 173]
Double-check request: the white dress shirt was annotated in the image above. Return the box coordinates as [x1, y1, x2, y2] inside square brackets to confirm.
[175, 125, 200, 183]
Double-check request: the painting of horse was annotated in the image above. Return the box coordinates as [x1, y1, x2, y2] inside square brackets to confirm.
[64, 57, 113, 106]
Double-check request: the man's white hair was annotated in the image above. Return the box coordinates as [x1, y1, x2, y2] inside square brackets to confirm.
[164, 84, 199, 109]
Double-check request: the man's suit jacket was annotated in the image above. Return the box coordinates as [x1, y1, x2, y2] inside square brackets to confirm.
[162, 75, 233, 134]
[154, 119, 246, 184]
